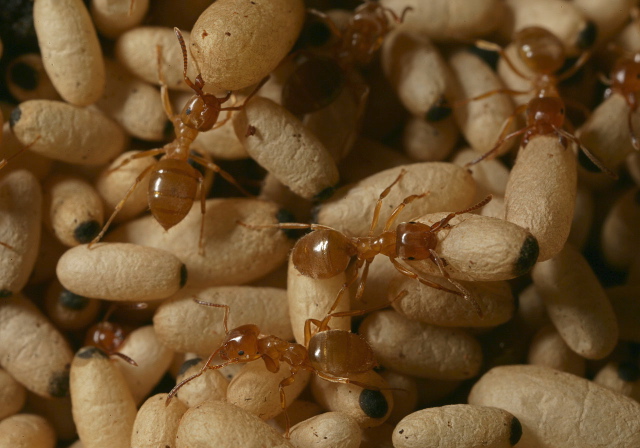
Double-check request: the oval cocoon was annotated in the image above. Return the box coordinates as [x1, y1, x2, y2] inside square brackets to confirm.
[56, 243, 187, 301]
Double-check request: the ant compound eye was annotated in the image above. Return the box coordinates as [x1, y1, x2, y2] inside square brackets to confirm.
[237, 350, 245, 356]
[407, 257, 416, 260]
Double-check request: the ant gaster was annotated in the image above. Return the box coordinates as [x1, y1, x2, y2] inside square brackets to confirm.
[239, 170, 490, 316]
[88, 28, 267, 254]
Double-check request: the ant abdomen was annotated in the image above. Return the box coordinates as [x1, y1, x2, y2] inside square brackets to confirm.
[148, 158, 200, 230]
[514, 26, 566, 75]
[291, 229, 356, 279]
[307, 329, 375, 376]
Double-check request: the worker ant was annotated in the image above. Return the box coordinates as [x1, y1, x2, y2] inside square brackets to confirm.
[239, 170, 490, 316]
[166, 292, 405, 437]
[84, 302, 147, 366]
[87, 28, 267, 254]
[282, 1, 411, 116]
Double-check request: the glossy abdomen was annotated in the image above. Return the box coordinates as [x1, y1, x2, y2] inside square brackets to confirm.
[308, 329, 375, 376]
[148, 158, 200, 230]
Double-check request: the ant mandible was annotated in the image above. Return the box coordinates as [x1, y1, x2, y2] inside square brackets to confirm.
[282, 1, 412, 116]
[87, 28, 267, 254]
[239, 169, 489, 316]
[166, 293, 405, 437]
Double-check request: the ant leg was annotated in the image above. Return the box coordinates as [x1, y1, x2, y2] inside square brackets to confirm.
[156, 44, 175, 118]
[426, 195, 493, 234]
[105, 148, 164, 175]
[188, 154, 254, 197]
[0, 241, 16, 252]
[382, 192, 428, 232]
[278, 368, 299, 438]
[428, 249, 482, 316]
[322, 289, 409, 324]
[0, 135, 42, 171]
[113, 352, 138, 366]
[192, 300, 231, 333]
[389, 257, 464, 298]
[166, 351, 232, 404]
[553, 126, 617, 178]
[368, 169, 407, 236]
[88, 163, 156, 248]
[196, 171, 207, 256]
[210, 111, 234, 130]
[465, 126, 531, 167]
[220, 76, 270, 111]
[325, 258, 362, 319]
[557, 50, 592, 82]
[236, 221, 340, 233]
[304, 318, 324, 347]
[474, 39, 533, 81]
[315, 371, 381, 391]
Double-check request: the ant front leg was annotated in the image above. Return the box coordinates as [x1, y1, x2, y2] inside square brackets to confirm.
[389, 257, 465, 298]
[88, 163, 157, 248]
[105, 148, 165, 175]
[428, 249, 482, 316]
[475, 39, 532, 81]
[278, 368, 301, 439]
[189, 154, 254, 197]
[193, 300, 231, 333]
[368, 169, 407, 236]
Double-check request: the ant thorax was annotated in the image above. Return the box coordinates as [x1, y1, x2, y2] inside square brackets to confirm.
[165, 115, 198, 159]
[355, 233, 396, 260]
[610, 58, 640, 100]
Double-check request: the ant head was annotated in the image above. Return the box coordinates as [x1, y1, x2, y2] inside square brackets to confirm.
[526, 96, 565, 129]
[219, 324, 262, 362]
[291, 229, 356, 279]
[345, 3, 393, 66]
[395, 222, 436, 261]
[611, 56, 640, 96]
[85, 321, 126, 354]
[514, 26, 566, 75]
[179, 91, 224, 132]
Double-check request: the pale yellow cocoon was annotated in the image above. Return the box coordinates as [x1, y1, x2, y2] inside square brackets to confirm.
[154, 286, 293, 356]
[44, 280, 100, 331]
[527, 325, 586, 376]
[379, 370, 418, 424]
[115, 325, 174, 404]
[0, 414, 55, 448]
[11, 100, 127, 165]
[6, 54, 59, 102]
[70, 346, 137, 448]
[403, 116, 458, 162]
[0, 295, 72, 398]
[107, 198, 292, 288]
[289, 412, 362, 448]
[317, 162, 476, 237]
[361, 424, 394, 448]
[287, 259, 350, 345]
[407, 212, 539, 282]
[131, 393, 187, 448]
[34, 0, 105, 106]
[594, 361, 640, 402]
[96, 59, 168, 141]
[190, 0, 305, 91]
[505, 135, 577, 262]
[449, 50, 516, 156]
[468, 365, 640, 448]
[175, 400, 295, 448]
[268, 400, 323, 434]
[578, 94, 639, 171]
[0, 368, 26, 420]
[380, 0, 502, 41]
[382, 29, 453, 118]
[56, 243, 186, 301]
[115, 27, 197, 91]
[227, 361, 311, 421]
[452, 148, 510, 199]
[173, 358, 229, 408]
[393, 405, 521, 448]
[532, 244, 618, 359]
[91, 0, 149, 39]
[0, 170, 41, 295]
[43, 175, 104, 247]
[25, 393, 76, 441]
[233, 97, 339, 200]
[573, 0, 633, 44]
[193, 116, 248, 160]
[311, 370, 393, 428]
[389, 272, 514, 327]
[359, 310, 482, 380]
[601, 187, 640, 269]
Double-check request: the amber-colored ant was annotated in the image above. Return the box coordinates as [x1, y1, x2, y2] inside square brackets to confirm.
[87, 28, 267, 253]
[239, 170, 489, 316]
[84, 302, 146, 366]
[282, 1, 411, 116]
[166, 293, 405, 437]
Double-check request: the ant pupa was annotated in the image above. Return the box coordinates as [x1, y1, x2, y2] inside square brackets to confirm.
[240, 169, 490, 316]
[166, 292, 405, 437]
[282, 1, 411, 117]
[87, 28, 267, 254]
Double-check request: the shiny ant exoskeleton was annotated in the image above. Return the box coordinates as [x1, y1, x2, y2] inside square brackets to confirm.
[88, 28, 267, 253]
[239, 170, 490, 316]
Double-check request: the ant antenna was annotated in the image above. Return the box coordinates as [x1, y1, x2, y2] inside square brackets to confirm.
[173, 27, 202, 95]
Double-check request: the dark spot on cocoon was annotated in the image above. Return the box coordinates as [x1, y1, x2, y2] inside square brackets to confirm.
[313, 185, 335, 203]
[276, 208, 304, 240]
[576, 20, 597, 50]
[513, 235, 539, 276]
[74, 220, 101, 244]
[618, 361, 640, 382]
[76, 346, 108, 360]
[0, 289, 13, 298]
[10, 61, 38, 90]
[48, 370, 70, 397]
[59, 289, 90, 310]
[179, 357, 203, 376]
[359, 389, 388, 419]
[9, 107, 21, 127]
[225, 32, 231, 36]
[425, 96, 452, 122]
[510, 416, 523, 446]
[179, 264, 188, 288]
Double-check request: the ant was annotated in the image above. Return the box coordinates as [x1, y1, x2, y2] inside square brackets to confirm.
[282, 1, 411, 116]
[87, 28, 267, 254]
[239, 170, 490, 316]
[166, 293, 405, 437]
[84, 302, 146, 366]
